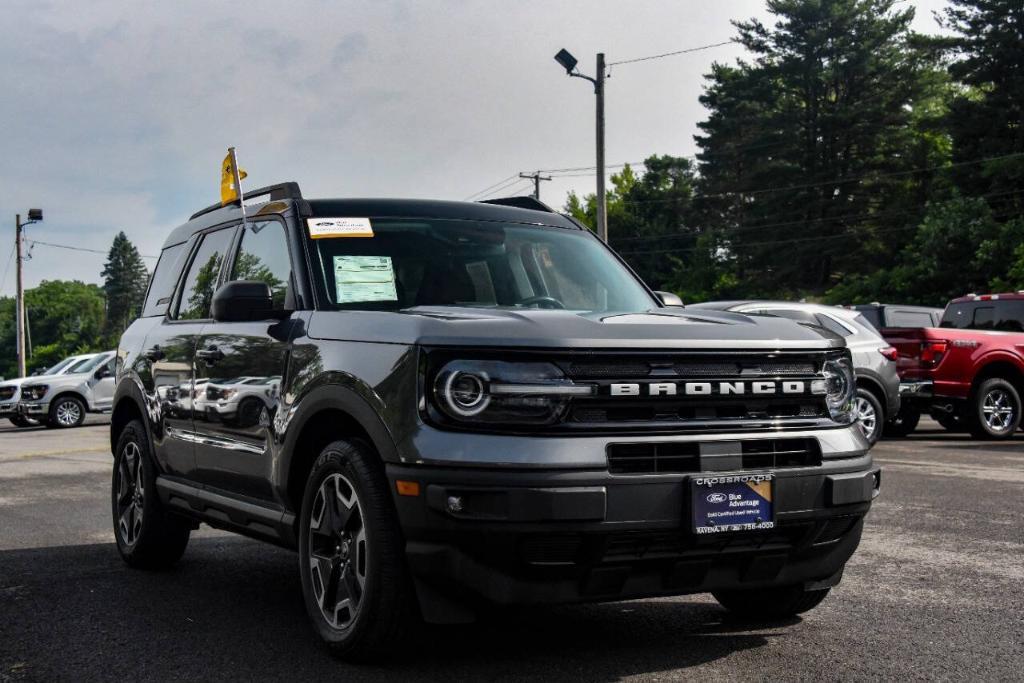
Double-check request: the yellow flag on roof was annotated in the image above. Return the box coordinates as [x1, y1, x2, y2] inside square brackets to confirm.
[220, 148, 248, 205]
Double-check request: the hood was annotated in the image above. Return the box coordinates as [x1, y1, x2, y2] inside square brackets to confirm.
[307, 307, 845, 350]
[21, 370, 93, 387]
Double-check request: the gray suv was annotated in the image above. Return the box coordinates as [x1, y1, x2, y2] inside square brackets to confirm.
[689, 302, 900, 445]
[110, 183, 880, 661]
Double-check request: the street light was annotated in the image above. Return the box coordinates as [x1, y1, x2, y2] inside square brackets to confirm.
[554, 48, 607, 242]
[14, 209, 43, 377]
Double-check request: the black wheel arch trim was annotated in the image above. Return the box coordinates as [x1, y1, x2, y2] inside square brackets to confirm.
[111, 375, 153, 457]
[275, 383, 401, 504]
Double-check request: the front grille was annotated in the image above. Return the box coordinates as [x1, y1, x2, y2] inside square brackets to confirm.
[556, 352, 832, 433]
[0, 387, 15, 401]
[607, 437, 821, 475]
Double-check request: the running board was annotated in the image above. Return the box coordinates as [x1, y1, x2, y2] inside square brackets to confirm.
[155, 477, 297, 549]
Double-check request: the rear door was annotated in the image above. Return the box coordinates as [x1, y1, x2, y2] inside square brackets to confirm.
[88, 354, 117, 410]
[192, 218, 296, 500]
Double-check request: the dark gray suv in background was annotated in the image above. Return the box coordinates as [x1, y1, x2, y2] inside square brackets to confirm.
[111, 183, 879, 661]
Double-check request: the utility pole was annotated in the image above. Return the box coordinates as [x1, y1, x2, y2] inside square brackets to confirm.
[14, 209, 42, 378]
[518, 171, 552, 200]
[553, 48, 609, 242]
[595, 52, 607, 243]
[15, 215, 25, 378]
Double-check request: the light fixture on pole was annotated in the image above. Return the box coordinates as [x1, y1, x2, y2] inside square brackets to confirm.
[554, 48, 607, 242]
[14, 208, 43, 378]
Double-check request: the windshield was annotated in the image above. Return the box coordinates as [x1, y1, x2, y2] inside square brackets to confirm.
[311, 219, 656, 313]
[71, 354, 110, 373]
[45, 357, 79, 375]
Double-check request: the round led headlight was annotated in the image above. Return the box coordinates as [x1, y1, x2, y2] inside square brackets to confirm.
[440, 371, 490, 417]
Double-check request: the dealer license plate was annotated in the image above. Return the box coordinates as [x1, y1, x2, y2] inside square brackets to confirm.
[691, 473, 775, 534]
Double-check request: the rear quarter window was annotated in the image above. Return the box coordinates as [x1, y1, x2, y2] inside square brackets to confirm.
[888, 310, 936, 328]
[142, 243, 188, 317]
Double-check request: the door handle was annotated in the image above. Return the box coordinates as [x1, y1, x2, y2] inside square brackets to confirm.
[196, 345, 225, 363]
[143, 346, 165, 361]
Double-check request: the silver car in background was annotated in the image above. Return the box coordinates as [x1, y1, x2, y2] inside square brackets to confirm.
[688, 301, 900, 445]
[17, 352, 117, 428]
[0, 353, 101, 427]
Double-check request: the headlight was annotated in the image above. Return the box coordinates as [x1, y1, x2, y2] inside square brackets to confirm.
[432, 360, 594, 425]
[812, 355, 856, 424]
[23, 385, 48, 401]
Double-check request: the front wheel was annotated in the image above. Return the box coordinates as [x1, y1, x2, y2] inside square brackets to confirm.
[48, 395, 86, 428]
[969, 378, 1021, 440]
[9, 415, 40, 428]
[713, 585, 831, 620]
[112, 419, 191, 568]
[298, 439, 416, 662]
[854, 388, 883, 446]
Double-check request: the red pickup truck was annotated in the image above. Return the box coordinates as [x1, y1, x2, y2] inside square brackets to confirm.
[882, 293, 1024, 440]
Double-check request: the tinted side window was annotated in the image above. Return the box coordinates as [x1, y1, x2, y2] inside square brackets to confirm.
[992, 301, 1024, 332]
[230, 220, 292, 309]
[142, 243, 187, 318]
[175, 228, 236, 320]
[856, 307, 882, 330]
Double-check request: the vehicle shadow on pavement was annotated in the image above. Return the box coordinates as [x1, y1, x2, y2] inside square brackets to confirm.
[0, 537, 795, 681]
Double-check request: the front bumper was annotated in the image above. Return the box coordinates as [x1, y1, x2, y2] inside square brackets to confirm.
[0, 401, 17, 417]
[387, 447, 879, 622]
[17, 401, 49, 416]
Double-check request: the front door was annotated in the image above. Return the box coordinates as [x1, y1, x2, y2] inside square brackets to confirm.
[193, 218, 296, 500]
[87, 355, 117, 410]
[145, 225, 238, 479]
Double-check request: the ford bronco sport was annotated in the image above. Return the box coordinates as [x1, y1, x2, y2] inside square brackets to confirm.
[111, 182, 879, 661]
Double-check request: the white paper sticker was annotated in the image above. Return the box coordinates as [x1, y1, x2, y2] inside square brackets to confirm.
[307, 217, 374, 239]
[334, 255, 398, 303]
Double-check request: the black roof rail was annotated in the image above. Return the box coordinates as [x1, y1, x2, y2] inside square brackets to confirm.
[479, 196, 555, 213]
[190, 181, 304, 220]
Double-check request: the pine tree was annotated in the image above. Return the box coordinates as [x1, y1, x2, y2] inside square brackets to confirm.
[695, 0, 948, 295]
[101, 232, 149, 341]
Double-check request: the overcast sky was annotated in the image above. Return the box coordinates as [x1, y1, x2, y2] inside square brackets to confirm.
[0, 0, 949, 293]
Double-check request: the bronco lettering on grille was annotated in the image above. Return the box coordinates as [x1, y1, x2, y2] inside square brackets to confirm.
[608, 381, 807, 397]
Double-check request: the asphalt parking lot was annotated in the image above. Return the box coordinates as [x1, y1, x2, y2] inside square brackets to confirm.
[1, 418, 1022, 681]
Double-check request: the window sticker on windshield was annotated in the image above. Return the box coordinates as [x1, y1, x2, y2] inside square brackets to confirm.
[334, 256, 398, 303]
[307, 217, 374, 239]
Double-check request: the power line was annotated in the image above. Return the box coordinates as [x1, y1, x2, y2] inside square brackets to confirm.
[28, 239, 158, 260]
[464, 174, 519, 201]
[612, 187, 1024, 246]
[608, 40, 734, 67]
[475, 176, 530, 201]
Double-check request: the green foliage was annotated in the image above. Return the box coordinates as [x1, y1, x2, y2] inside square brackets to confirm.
[102, 231, 149, 344]
[0, 280, 107, 379]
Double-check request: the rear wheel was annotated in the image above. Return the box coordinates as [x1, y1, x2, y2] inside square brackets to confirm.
[968, 378, 1021, 440]
[854, 388, 883, 446]
[713, 585, 831, 620]
[298, 439, 416, 662]
[884, 404, 920, 437]
[48, 395, 85, 428]
[112, 419, 191, 568]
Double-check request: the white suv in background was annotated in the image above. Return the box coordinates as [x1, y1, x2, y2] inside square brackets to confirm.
[0, 353, 101, 428]
[17, 352, 117, 428]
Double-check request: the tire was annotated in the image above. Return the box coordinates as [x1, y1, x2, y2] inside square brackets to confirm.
[713, 585, 831, 620]
[931, 412, 963, 432]
[884, 404, 920, 437]
[968, 378, 1021, 440]
[854, 388, 884, 446]
[48, 395, 86, 428]
[112, 419, 191, 569]
[298, 439, 416, 662]
[9, 415, 39, 428]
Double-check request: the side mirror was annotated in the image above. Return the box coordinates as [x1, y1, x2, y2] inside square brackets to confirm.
[212, 281, 288, 322]
[94, 366, 112, 380]
[655, 291, 684, 307]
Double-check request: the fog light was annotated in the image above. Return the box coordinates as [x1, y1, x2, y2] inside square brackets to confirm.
[446, 495, 464, 514]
